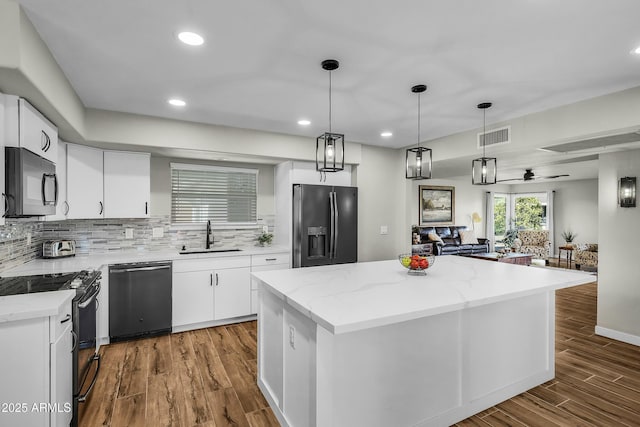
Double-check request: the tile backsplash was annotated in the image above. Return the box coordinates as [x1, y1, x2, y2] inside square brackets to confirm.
[0, 215, 274, 273]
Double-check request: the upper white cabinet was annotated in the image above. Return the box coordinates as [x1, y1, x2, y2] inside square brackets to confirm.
[46, 141, 68, 221]
[103, 151, 150, 218]
[64, 144, 151, 220]
[4, 95, 58, 163]
[0, 93, 6, 226]
[66, 143, 104, 219]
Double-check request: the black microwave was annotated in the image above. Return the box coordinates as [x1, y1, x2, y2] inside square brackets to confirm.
[5, 147, 58, 216]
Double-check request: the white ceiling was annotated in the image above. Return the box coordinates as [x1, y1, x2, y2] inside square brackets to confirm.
[14, 0, 640, 180]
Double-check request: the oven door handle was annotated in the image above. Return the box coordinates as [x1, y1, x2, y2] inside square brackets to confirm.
[77, 354, 101, 403]
[78, 285, 100, 309]
[71, 330, 78, 353]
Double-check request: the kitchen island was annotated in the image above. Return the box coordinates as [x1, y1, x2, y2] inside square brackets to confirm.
[252, 256, 595, 427]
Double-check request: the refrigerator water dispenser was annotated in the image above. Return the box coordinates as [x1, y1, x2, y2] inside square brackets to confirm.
[307, 226, 327, 258]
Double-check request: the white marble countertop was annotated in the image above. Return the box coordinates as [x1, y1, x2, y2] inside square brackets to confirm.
[2, 245, 290, 276]
[0, 290, 74, 323]
[252, 256, 596, 334]
[0, 245, 288, 323]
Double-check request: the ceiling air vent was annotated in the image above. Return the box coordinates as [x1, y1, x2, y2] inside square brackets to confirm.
[477, 125, 511, 149]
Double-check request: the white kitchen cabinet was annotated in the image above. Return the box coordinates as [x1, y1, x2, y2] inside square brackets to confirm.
[214, 267, 251, 320]
[46, 141, 68, 221]
[66, 143, 104, 219]
[103, 151, 150, 218]
[172, 256, 252, 332]
[0, 93, 5, 226]
[50, 322, 73, 427]
[172, 270, 215, 327]
[3, 95, 58, 164]
[0, 295, 73, 427]
[250, 252, 290, 314]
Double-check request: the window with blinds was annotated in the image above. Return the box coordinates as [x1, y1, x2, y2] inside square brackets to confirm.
[171, 163, 258, 224]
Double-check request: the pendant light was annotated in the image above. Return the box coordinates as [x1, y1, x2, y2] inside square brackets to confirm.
[472, 102, 497, 185]
[405, 84, 432, 179]
[316, 59, 344, 172]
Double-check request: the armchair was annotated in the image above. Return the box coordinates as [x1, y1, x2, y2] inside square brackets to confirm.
[512, 230, 551, 263]
[575, 243, 598, 270]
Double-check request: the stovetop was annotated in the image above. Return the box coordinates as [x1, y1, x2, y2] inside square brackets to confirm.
[0, 271, 99, 297]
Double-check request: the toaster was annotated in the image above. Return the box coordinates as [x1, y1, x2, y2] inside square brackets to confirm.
[42, 240, 76, 258]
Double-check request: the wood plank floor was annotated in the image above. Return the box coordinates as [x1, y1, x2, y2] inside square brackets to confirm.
[80, 265, 640, 427]
[79, 321, 279, 427]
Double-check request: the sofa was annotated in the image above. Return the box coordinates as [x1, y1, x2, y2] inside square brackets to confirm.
[512, 230, 550, 262]
[574, 243, 598, 270]
[412, 226, 489, 256]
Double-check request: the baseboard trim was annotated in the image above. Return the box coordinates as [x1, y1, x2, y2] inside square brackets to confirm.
[595, 325, 640, 346]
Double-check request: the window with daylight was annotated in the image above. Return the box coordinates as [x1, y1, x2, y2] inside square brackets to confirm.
[171, 163, 258, 225]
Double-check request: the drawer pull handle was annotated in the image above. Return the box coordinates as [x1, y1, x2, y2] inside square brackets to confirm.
[265, 258, 277, 261]
[60, 314, 71, 324]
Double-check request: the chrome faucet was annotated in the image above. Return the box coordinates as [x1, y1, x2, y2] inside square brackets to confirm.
[206, 220, 213, 249]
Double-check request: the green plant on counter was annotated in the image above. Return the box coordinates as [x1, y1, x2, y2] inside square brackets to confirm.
[561, 230, 577, 243]
[258, 232, 273, 246]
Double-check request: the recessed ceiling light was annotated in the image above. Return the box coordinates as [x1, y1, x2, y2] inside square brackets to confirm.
[178, 31, 204, 46]
[168, 98, 186, 107]
[381, 131, 393, 137]
[632, 45, 640, 55]
[297, 119, 311, 126]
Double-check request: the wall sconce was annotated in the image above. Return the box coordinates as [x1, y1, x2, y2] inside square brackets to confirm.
[619, 177, 636, 207]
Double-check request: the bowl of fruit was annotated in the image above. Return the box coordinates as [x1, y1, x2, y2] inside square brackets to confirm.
[398, 253, 436, 275]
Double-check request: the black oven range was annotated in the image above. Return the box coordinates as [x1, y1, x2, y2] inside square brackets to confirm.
[0, 270, 102, 427]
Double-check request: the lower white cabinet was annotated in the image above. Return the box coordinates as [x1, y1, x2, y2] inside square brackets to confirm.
[0, 295, 73, 427]
[214, 267, 251, 320]
[50, 322, 73, 427]
[172, 256, 251, 331]
[250, 252, 290, 314]
[172, 270, 215, 326]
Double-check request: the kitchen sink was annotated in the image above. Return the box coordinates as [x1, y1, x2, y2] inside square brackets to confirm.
[179, 248, 243, 255]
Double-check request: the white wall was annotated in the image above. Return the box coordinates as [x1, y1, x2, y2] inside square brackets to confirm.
[597, 149, 640, 345]
[510, 179, 599, 254]
[403, 175, 511, 248]
[149, 156, 275, 219]
[353, 145, 405, 262]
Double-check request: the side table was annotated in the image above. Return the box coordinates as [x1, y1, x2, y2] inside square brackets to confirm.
[558, 245, 574, 269]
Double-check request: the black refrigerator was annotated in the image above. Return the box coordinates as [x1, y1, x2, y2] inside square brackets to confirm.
[292, 184, 358, 268]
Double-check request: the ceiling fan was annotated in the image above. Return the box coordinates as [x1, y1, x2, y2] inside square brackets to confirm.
[497, 168, 569, 183]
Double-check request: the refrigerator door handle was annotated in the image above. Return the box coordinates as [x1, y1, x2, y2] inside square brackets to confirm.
[334, 191, 339, 258]
[329, 191, 335, 259]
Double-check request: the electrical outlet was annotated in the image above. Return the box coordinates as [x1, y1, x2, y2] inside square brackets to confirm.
[263, 225, 269, 234]
[289, 325, 295, 349]
[380, 225, 388, 235]
[125, 228, 134, 239]
[152, 227, 164, 238]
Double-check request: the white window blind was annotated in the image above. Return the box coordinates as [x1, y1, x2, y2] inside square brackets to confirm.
[171, 163, 258, 224]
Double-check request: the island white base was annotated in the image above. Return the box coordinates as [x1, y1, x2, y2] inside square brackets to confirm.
[258, 289, 555, 427]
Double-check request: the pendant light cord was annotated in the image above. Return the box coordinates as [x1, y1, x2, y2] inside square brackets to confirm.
[482, 108, 486, 158]
[417, 93, 421, 149]
[328, 71, 332, 133]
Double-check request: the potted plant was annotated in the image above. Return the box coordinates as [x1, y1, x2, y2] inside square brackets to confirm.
[561, 230, 577, 246]
[258, 232, 273, 246]
[502, 228, 519, 250]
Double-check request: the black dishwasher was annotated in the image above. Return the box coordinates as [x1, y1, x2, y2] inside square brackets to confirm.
[109, 261, 172, 342]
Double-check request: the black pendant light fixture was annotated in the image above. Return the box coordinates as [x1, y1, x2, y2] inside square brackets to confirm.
[316, 59, 344, 172]
[405, 84, 432, 180]
[472, 102, 497, 185]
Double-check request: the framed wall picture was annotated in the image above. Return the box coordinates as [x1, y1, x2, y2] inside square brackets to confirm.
[419, 185, 455, 225]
